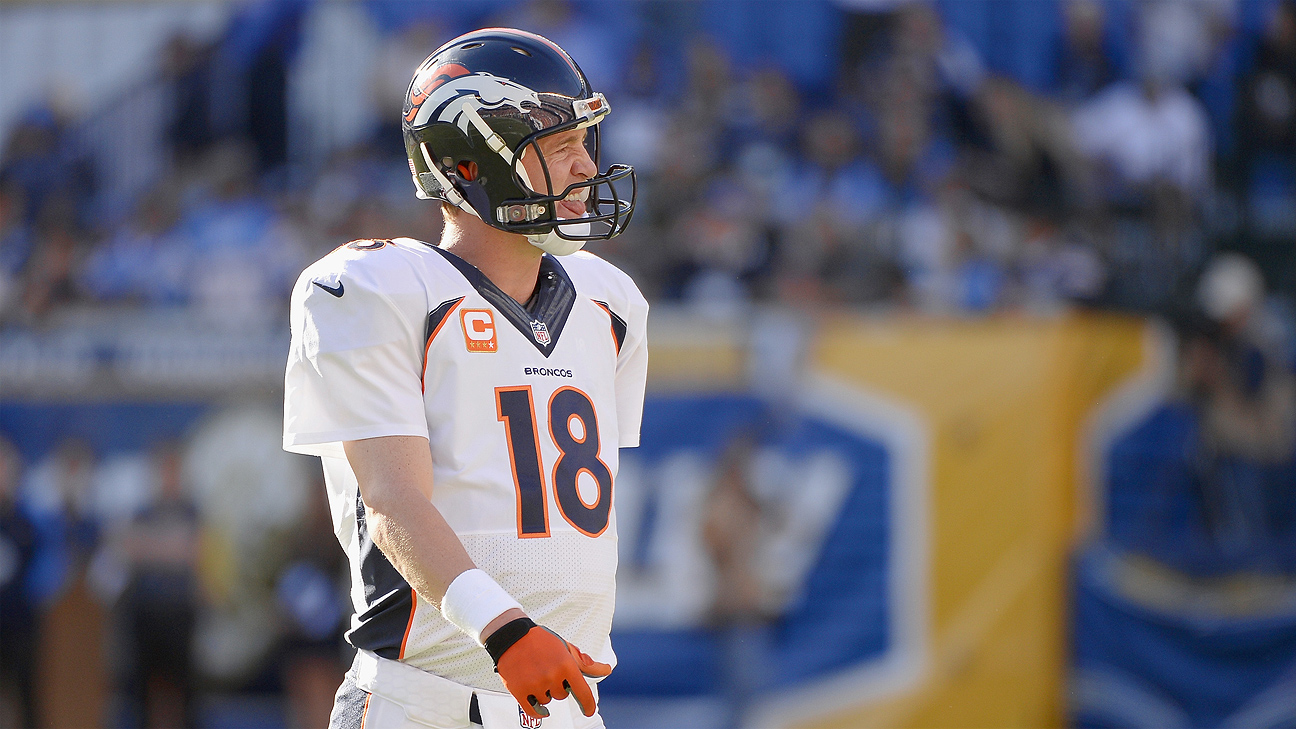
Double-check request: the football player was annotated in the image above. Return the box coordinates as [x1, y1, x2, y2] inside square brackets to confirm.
[283, 28, 647, 729]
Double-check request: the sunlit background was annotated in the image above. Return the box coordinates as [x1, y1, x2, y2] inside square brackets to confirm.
[1, 0, 1294, 727]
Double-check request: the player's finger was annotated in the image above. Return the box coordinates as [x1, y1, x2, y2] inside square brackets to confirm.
[566, 643, 613, 678]
[551, 678, 570, 701]
[524, 695, 550, 719]
[568, 676, 598, 717]
[510, 688, 548, 719]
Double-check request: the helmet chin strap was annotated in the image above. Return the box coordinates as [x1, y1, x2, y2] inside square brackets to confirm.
[528, 223, 589, 256]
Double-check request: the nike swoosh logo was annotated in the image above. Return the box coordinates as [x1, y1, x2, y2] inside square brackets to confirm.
[313, 280, 344, 297]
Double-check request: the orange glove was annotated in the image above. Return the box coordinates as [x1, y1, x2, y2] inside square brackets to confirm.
[484, 618, 611, 719]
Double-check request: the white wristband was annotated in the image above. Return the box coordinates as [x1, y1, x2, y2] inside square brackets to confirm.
[440, 568, 523, 644]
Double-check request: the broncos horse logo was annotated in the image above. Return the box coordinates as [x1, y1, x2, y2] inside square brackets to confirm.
[405, 63, 470, 123]
[406, 70, 543, 132]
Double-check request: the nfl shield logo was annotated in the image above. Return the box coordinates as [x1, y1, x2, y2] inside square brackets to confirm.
[518, 706, 543, 728]
[530, 320, 551, 346]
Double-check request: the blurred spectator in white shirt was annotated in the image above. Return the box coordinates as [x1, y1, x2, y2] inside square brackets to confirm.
[1072, 79, 1213, 199]
[1072, 1, 1223, 201]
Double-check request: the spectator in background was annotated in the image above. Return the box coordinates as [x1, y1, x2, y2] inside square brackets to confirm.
[78, 186, 188, 306]
[117, 443, 201, 729]
[874, 4, 944, 192]
[1191, 254, 1296, 463]
[835, 0, 906, 92]
[594, 40, 672, 289]
[1018, 219, 1107, 311]
[0, 181, 33, 320]
[1139, 0, 1235, 91]
[672, 178, 771, 311]
[1054, 0, 1116, 105]
[1071, 7, 1215, 204]
[673, 63, 803, 303]
[1235, 0, 1296, 167]
[17, 197, 88, 322]
[1182, 253, 1296, 558]
[275, 475, 349, 729]
[370, 21, 446, 158]
[886, 2, 979, 176]
[724, 66, 802, 156]
[179, 141, 305, 320]
[22, 439, 108, 728]
[601, 41, 670, 178]
[682, 37, 735, 135]
[1068, 4, 1217, 307]
[644, 37, 733, 299]
[0, 437, 38, 729]
[162, 34, 216, 170]
[703, 433, 771, 729]
[494, 0, 623, 94]
[772, 110, 894, 304]
[1233, 0, 1296, 238]
[0, 106, 94, 224]
[22, 440, 99, 602]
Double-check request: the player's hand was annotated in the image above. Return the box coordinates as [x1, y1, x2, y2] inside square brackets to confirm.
[484, 618, 610, 719]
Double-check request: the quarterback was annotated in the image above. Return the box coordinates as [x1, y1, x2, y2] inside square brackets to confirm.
[283, 29, 646, 729]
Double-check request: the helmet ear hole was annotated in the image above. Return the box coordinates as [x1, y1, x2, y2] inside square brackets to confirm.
[457, 161, 479, 181]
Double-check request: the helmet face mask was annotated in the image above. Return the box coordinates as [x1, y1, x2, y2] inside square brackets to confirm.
[503, 127, 635, 242]
[401, 28, 636, 254]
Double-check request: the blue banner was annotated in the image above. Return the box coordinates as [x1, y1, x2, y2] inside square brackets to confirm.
[1071, 544, 1296, 729]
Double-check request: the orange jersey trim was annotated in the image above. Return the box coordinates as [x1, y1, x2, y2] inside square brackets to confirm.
[592, 301, 621, 355]
[399, 588, 417, 660]
[422, 297, 465, 392]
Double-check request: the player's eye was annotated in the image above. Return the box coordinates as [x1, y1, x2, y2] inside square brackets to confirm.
[561, 130, 586, 150]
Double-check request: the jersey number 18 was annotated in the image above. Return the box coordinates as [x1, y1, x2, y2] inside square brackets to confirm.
[495, 386, 613, 539]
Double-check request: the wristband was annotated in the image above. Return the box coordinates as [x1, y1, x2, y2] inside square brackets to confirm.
[483, 616, 537, 665]
[440, 568, 524, 644]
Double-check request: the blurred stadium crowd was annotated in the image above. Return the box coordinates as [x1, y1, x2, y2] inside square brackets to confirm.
[3, 0, 1295, 319]
[1, 0, 1295, 727]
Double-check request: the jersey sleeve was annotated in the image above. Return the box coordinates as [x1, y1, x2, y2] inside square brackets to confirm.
[613, 281, 649, 449]
[283, 255, 429, 458]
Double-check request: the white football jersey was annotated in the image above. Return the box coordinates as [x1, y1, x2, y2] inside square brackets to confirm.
[283, 237, 648, 691]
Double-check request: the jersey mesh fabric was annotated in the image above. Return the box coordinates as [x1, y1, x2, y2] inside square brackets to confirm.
[401, 532, 618, 690]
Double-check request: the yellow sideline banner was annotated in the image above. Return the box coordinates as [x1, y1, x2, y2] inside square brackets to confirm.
[647, 311, 1154, 729]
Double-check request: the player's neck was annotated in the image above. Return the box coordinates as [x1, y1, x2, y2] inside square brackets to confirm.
[440, 216, 544, 305]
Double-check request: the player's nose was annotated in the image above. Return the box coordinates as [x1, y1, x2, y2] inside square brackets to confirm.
[572, 144, 597, 181]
